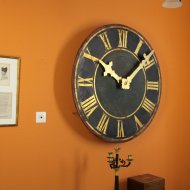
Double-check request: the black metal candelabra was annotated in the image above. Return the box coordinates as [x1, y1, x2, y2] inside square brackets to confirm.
[107, 146, 133, 190]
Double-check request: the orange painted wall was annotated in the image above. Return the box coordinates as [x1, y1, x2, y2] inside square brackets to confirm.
[0, 0, 189, 190]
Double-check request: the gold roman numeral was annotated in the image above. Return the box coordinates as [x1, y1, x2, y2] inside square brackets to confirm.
[77, 76, 93, 87]
[118, 29, 128, 48]
[134, 39, 143, 55]
[99, 32, 112, 51]
[81, 95, 98, 118]
[134, 115, 143, 130]
[141, 97, 155, 114]
[117, 120, 125, 138]
[144, 58, 155, 70]
[147, 81, 159, 91]
[97, 113, 109, 134]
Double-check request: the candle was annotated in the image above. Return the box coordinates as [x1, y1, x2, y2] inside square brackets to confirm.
[127, 155, 133, 161]
[108, 152, 114, 162]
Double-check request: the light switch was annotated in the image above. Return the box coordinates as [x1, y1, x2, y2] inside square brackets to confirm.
[36, 112, 46, 123]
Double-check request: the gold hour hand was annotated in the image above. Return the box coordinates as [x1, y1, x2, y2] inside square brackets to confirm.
[99, 60, 121, 83]
[83, 52, 99, 62]
[83, 52, 121, 83]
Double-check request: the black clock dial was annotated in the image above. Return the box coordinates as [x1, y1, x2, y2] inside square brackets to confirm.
[72, 24, 161, 142]
[95, 49, 146, 118]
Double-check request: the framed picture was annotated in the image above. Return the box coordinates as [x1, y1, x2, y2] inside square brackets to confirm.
[0, 56, 20, 125]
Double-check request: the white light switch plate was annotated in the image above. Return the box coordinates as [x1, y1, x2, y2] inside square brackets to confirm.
[36, 112, 46, 123]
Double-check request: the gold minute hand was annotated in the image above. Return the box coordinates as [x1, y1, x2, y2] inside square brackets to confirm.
[83, 53, 122, 83]
[121, 50, 154, 90]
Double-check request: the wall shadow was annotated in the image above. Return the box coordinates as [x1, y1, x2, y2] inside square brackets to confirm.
[120, 178, 127, 190]
[74, 150, 88, 190]
[54, 25, 106, 144]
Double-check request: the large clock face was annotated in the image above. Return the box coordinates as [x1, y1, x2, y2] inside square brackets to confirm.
[72, 24, 161, 142]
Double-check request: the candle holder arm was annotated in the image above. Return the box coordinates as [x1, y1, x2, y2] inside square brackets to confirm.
[119, 158, 132, 168]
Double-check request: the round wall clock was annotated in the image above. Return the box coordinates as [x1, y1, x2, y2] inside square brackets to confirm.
[72, 24, 161, 142]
